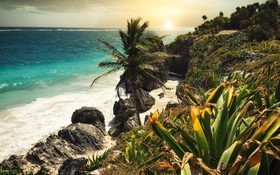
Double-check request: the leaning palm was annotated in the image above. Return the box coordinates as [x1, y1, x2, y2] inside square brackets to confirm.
[91, 18, 167, 126]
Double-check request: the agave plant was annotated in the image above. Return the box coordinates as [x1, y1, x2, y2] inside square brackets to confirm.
[150, 63, 280, 174]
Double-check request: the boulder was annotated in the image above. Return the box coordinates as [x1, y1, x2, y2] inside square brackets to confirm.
[71, 107, 105, 133]
[58, 123, 104, 150]
[1, 123, 105, 174]
[135, 88, 155, 112]
[113, 89, 155, 124]
[108, 117, 139, 137]
[113, 99, 135, 123]
[58, 158, 87, 175]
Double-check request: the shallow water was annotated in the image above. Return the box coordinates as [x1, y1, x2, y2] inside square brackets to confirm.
[0, 28, 191, 161]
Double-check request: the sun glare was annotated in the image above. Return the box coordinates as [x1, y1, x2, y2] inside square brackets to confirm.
[164, 21, 173, 30]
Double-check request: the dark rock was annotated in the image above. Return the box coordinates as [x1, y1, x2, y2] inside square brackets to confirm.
[122, 117, 139, 131]
[113, 99, 135, 123]
[58, 123, 104, 150]
[108, 126, 121, 138]
[71, 107, 105, 132]
[134, 88, 155, 112]
[1, 123, 105, 174]
[165, 102, 179, 111]
[113, 89, 154, 124]
[158, 92, 164, 99]
[58, 158, 87, 175]
[166, 37, 194, 76]
[139, 60, 169, 91]
[240, 52, 266, 62]
[0, 155, 25, 170]
[108, 117, 139, 137]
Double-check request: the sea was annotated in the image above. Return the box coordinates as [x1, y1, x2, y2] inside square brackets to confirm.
[0, 27, 192, 161]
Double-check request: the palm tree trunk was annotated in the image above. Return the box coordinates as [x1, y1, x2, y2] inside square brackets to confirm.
[131, 83, 142, 126]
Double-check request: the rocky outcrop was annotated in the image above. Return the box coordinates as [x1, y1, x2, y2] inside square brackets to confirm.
[135, 88, 156, 112]
[58, 158, 87, 175]
[166, 36, 195, 76]
[71, 107, 105, 133]
[139, 60, 169, 91]
[113, 89, 155, 123]
[108, 116, 139, 137]
[110, 89, 154, 137]
[113, 99, 136, 124]
[0, 107, 106, 174]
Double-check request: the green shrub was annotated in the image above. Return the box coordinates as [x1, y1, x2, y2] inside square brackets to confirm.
[150, 63, 280, 174]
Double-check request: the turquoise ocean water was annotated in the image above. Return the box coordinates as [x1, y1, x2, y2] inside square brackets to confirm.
[0, 28, 190, 110]
[0, 28, 191, 160]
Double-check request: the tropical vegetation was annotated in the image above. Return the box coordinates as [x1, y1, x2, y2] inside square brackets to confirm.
[91, 18, 167, 125]
[150, 63, 280, 174]
[194, 0, 280, 41]
[83, 1, 280, 174]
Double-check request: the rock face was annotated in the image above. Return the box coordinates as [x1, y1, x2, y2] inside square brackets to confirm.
[0, 108, 106, 174]
[113, 89, 155, 123]
[71, 107, 105, 133]
[113, 99, 136, 124]
[58, 158, 87, 175]
[108, 116, 139, 137]
[166, 37, 194, 76]
[139, 60, 169, 91]
[136, 88, 156, 112]
[110, 89, 154, 137]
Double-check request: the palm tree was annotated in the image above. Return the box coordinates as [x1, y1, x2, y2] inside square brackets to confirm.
[91, 18, 167, 126]
[202, 15, 207, 22]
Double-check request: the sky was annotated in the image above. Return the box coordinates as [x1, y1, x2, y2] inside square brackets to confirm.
[0, 0, 267, 28]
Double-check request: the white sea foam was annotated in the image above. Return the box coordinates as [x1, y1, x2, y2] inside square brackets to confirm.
[0, 72, 123, 161]
[0, 83, 8, 89]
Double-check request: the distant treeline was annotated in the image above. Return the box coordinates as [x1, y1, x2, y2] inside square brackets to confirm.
[194, 0, 280, 41]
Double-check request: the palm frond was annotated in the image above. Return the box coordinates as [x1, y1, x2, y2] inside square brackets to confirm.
[138, 68, 168, 91]
[140, 21, 149, 33]
[97, 39, 126, 60]
[119, 30, 129, 53]
[90, 67, 121, 87]
[138, 52, 170, 64]
[98, 61, 125, 69]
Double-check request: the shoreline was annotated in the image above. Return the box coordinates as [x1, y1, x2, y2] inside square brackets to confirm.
[0, 72, 121, 161]
[140, 79, 179, 124]
[0, 75, 179, 162]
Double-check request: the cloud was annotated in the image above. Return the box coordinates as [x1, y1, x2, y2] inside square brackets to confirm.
[0, 0, 114, 12]
[0, 0, 208, 13]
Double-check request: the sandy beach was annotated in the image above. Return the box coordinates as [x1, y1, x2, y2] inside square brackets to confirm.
[0, 75, 179, 161]
[140, 79, 179, 124]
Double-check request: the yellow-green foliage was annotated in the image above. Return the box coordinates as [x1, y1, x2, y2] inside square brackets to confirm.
[150, 63, 280, 175]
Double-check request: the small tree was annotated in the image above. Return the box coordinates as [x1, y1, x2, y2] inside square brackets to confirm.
[202, 15, 207, 22]
[92, 18, 167, 126]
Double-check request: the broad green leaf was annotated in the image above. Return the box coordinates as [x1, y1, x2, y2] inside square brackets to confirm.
[206, 83, 225, 104]
[178, 128, 199, 156]
[212, 91, 229, 156]
[226, 101, 253, 147]
[191, 106, 210, 164]
[151, 121, 185, 159]
[251, 109, 280, 142]
[218, 141, 242, 171]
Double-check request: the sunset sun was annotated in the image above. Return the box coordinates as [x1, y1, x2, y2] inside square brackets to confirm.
[164, 21, 173, 30]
